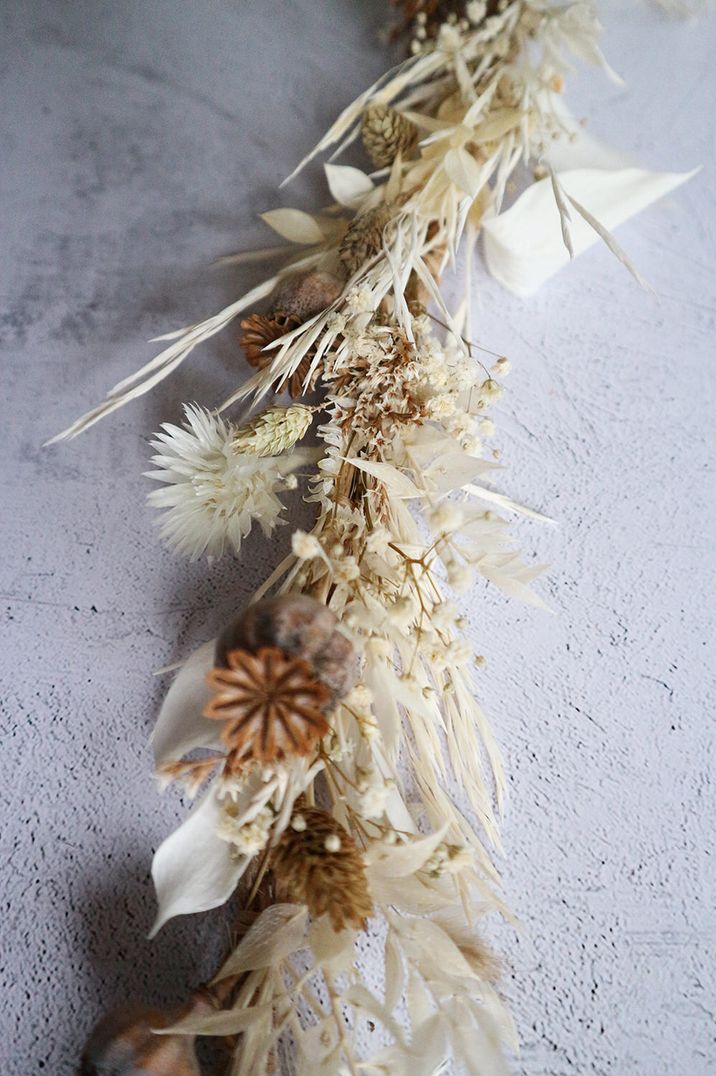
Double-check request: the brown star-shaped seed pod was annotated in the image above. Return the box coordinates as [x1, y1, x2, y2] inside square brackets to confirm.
[239, 311, 317, 398]
[203, 646, 331, 764]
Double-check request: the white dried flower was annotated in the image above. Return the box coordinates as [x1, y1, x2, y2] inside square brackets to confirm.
[493, 357, 512, 376]
[479, 378, 503, 404]
[146, 404, 299, 561]
[447, 563, 473, 592]
[324, 834, 342, 853]
[430, 502, 464, 534]
[357, 778, 390, 821]
[292, 529, 323, 561]
[217, 804, 273, 856]
[479, 417, 496, 438]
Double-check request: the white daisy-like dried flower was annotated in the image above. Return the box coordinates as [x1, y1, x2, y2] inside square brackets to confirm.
[146, 404, 300, 561]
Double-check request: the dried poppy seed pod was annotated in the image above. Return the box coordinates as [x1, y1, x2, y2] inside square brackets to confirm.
[272, 270, 344, 323]
[216, 595, 356, 707]
[79, 995, 210, 1075]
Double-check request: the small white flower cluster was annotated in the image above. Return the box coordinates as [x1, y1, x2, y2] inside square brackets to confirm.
[217, 804, 274, 857]
[423, 842, 473, 878]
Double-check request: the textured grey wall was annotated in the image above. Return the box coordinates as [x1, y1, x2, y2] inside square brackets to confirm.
[1, 1, 714, 1073]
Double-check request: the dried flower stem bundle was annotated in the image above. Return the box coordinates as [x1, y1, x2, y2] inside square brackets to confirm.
[51, 2, 693, 1073]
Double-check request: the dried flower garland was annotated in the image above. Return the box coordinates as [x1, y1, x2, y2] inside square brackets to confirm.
[52, 3, 694, 1074]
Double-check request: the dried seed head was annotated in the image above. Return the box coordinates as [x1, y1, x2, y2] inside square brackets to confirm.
[239, 311, 301, 368]
[239, 311, 319, 398]
[361, 104, 418, 168]
[216, 595, 356, 706]
[272, 270, 344, 322]
[273, 807, 373, 930]
[339, 203, 395, 277]
[204, 647, 331, 765]
[80, 1000, 207, 1075]
[232, 404, 313, 458]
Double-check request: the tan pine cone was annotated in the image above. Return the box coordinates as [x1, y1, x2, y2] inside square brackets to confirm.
[273, 807, 373, 931]
[361, 104, 418, 168]
[203, 647, 332, 765]
[339, 202, 396, 277]
[238, 311, 317, 398]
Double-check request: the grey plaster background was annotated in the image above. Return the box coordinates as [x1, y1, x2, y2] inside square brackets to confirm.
[1, 1, 714, 1073]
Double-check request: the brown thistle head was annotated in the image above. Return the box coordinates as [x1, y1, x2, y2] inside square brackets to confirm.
[272, 807, 373, 931]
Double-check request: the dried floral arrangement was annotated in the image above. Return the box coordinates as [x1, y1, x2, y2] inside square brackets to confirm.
[49, 2, 693, 1074]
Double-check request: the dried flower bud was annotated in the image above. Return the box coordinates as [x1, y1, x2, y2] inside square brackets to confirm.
[80, 997, 209, 1075]
[272, 270, 344, 322]
[216, 595, 356, 706]
[232, 404, 313, 458]
[273, 807, 373, 930]
[361, 104, 418, 168]
[339, 203, 395, 277]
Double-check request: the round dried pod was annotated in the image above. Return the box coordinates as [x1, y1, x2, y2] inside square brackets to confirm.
[339, 203, 395, 277]
[361, 104, 418, 168]
[273, 806, 373, 931]
[239, 311, 319, 398]
[80, 1000, 207, 1075]
[272, 270, 344, 323]
[216, 595, 356, 706]
[239, 311, 301, 369]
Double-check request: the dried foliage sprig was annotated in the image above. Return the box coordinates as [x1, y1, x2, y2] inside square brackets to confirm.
[54, 3, 694, 1073]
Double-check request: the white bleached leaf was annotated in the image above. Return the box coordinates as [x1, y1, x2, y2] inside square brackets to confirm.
[149, 788, 250, 937]
[151, 640, 218, 766]
[159, 1002, 275, 1037]
[309, 915, 356, 971]
[325, 163, 374, 209]
[217, 904, 308, 978]
[345, 457, 422, 499]
[261, 208, 325, 245]
[483, 166, 696, 296]
[444, 147, 483, 199]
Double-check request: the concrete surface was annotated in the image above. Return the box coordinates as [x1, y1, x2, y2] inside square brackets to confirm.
[1, 1, 714, 1073]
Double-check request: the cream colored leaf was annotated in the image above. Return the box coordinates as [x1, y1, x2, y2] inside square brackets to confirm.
[158, 1002, 275, 1037]
[325, 163, 374, 209]
[217, 904, 308, 978]
[151, 640, 218, 766]
[261, 208, 325, 245]
[444, 147, 483, 199]
[344, 457, 422, 499]
[483, 166, 696, 296]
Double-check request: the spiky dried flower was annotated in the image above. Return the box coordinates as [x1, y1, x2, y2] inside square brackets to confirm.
[204, 647, 332, 765]
[273, 807, 373, 930]
[233, 404, 313, 458]
[339, 203, 395, 277]
[361, 103, 418, 168]
[239, 311, 318, 398]
[146, 404, 300, 561]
